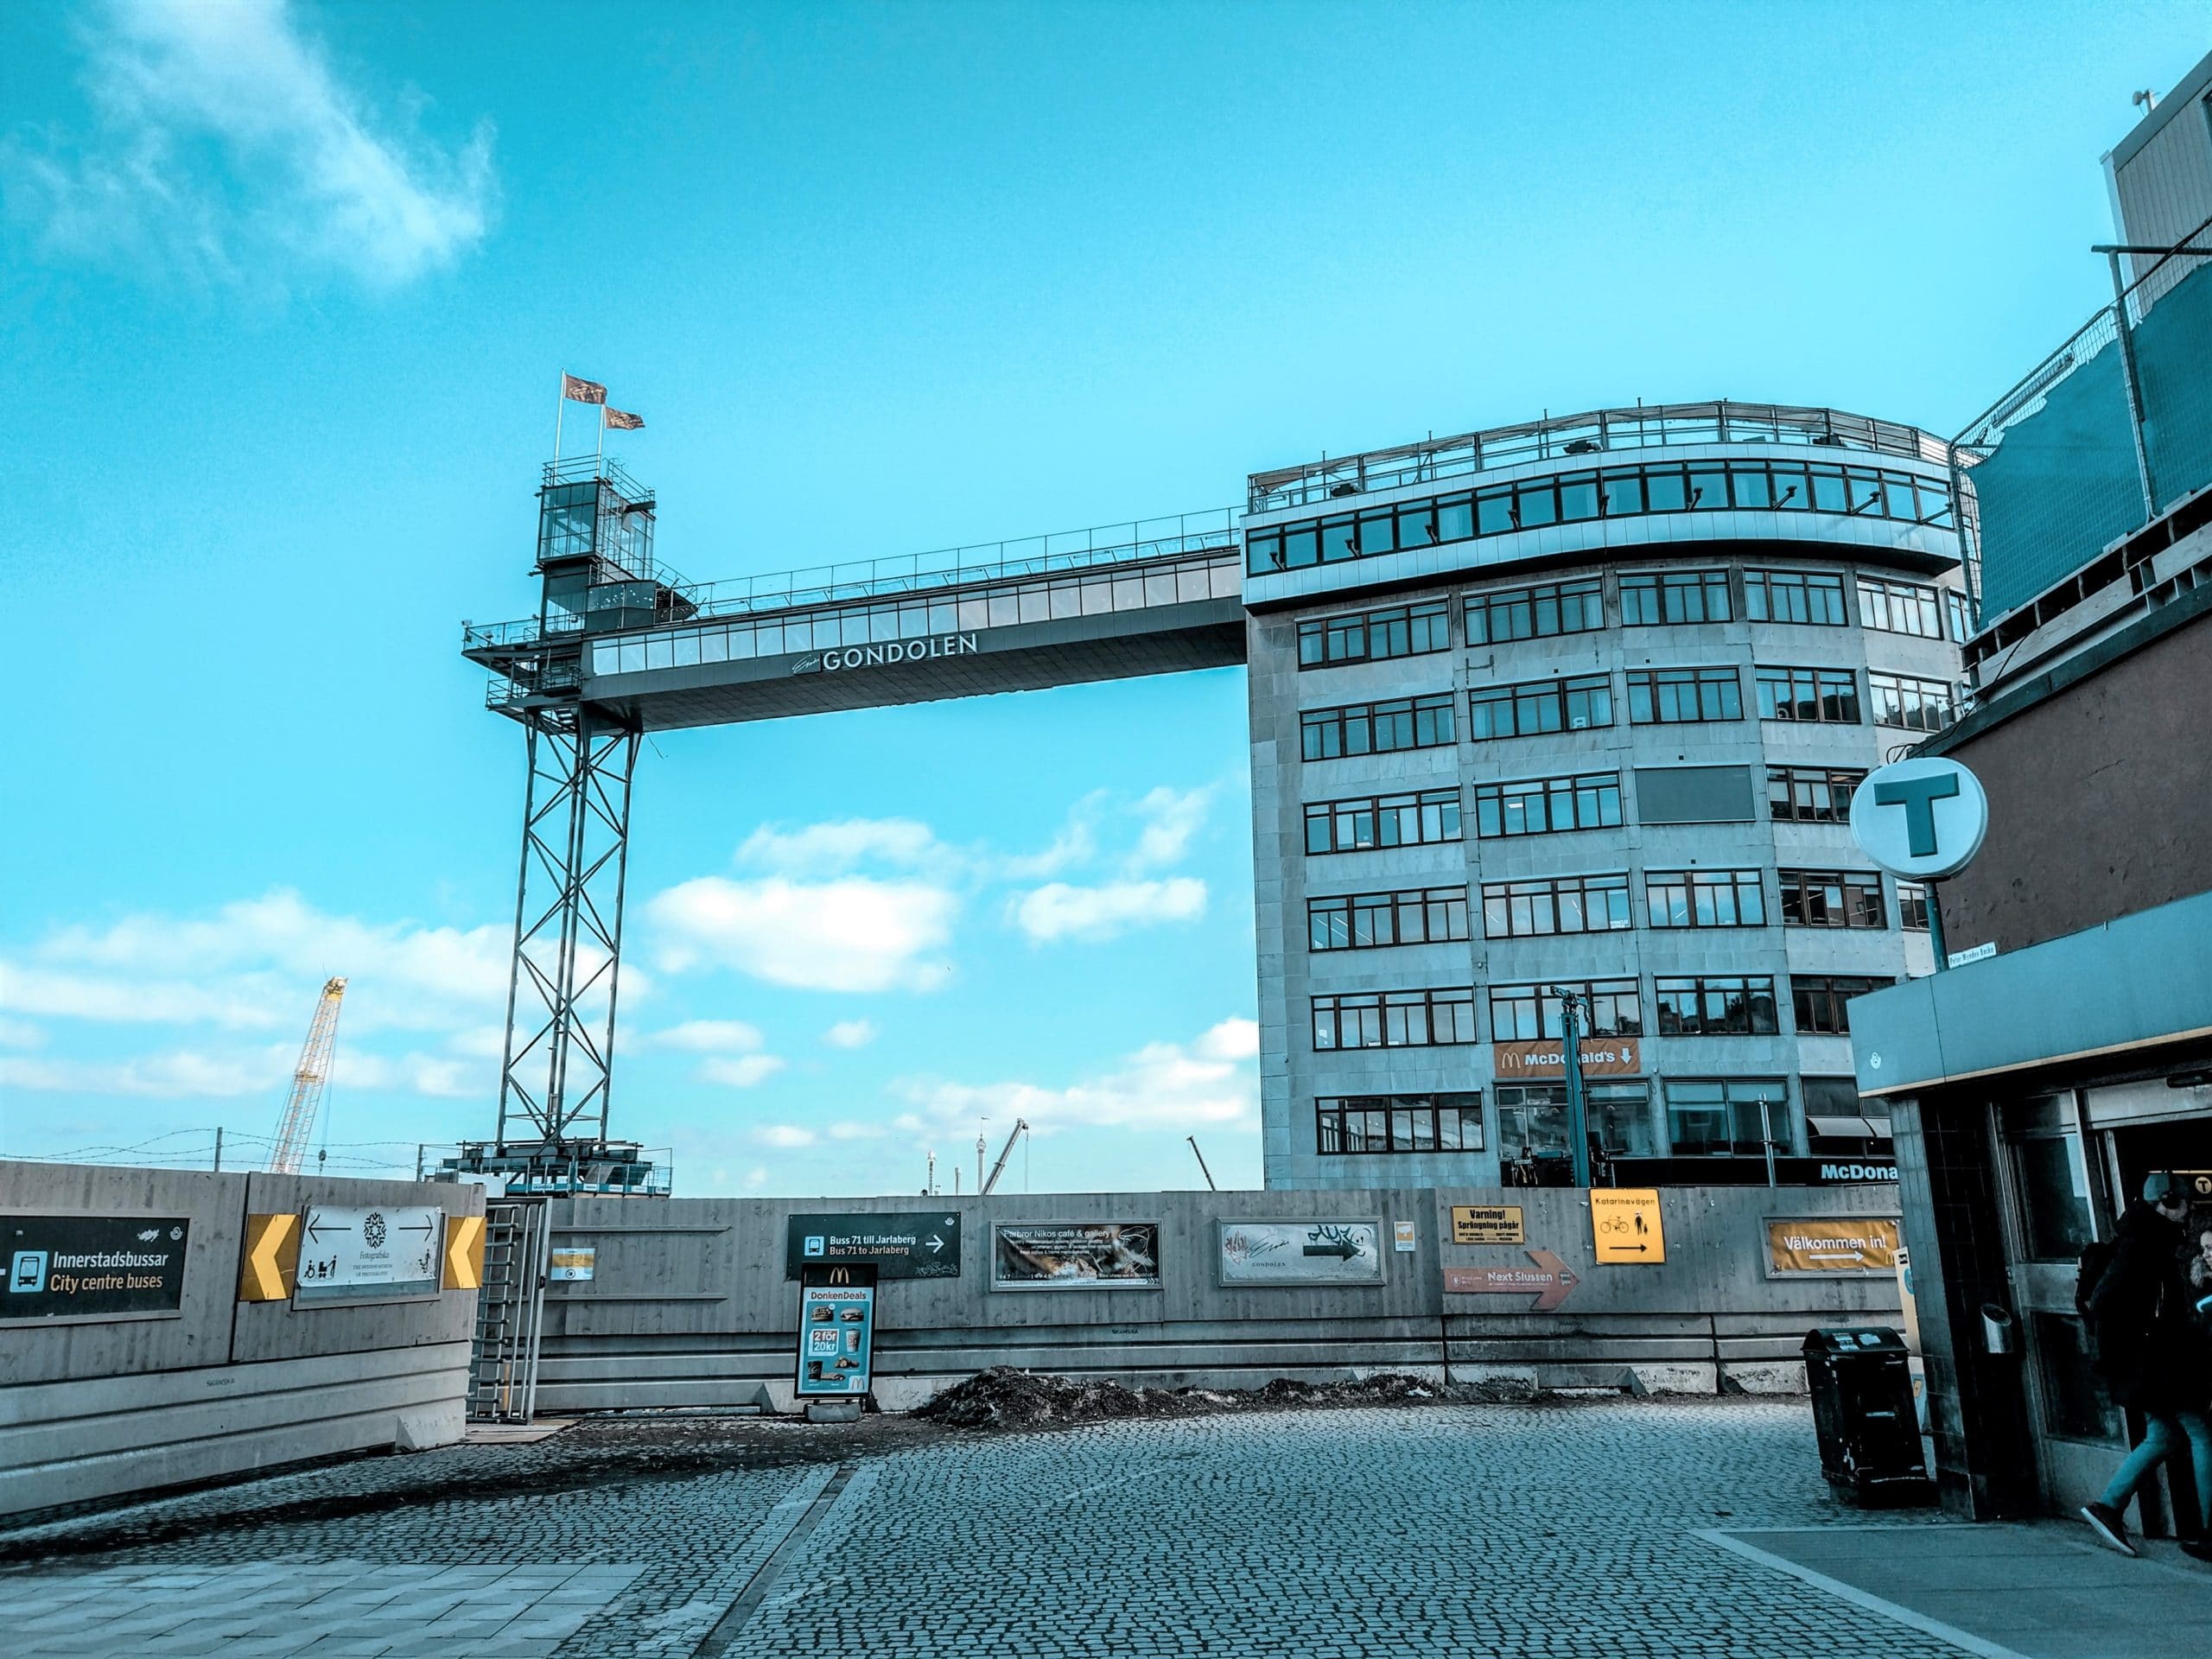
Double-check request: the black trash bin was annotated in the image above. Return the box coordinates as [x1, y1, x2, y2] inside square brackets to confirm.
[1802, 1327, 1935, 1506]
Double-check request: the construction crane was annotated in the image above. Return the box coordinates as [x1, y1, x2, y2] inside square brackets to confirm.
[1187, 1135, 1217, 1192]
[978, 1117, 1030, 1196]
[268, 978, 346, 1174]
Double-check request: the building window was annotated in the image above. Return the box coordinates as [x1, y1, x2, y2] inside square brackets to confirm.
[1869, 670, 1956, 732]
[1468, 673, 1613, 739]
[1627, 666, 1743, 724]
[1482, 873, 1632, 938]
[1305, 789, 1463, 855]
[1653, 976, 1779, 1037]
[1301, 693, 1457, 760]
[1897, 880, 1930, 931]
[1768, 765, 1866, 823]
[1855, 576, 1945, 639]
[1755, 664, 1860, 722]
[1295, 600, 1451, 669]
[1790, 974, 1893, 1034]
[1313, 988, 1478, 1050]
[1779, 868, 1886, 928]
[1644, 868, 1765, 928]
[1464, 577, 1605, 644]
[1621, 569, 1732, 626]
[1497, 1082, 1656, 1173]
[1944, 589, 1974, 643]
[1488, 980, 1642, 1039]
[1317, 1093, 1484, 1155]
[1666, 1077, 1789, 1157]
[1472, 772, 1624, 838]
[1250, 463, 1954, 571]
[1744, 569, 1847, 626]
[1309, 887, 1470, 950]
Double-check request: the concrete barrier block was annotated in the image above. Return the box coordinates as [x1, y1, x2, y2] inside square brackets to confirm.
[1722, 1360, 1808, 1395]
[394, 1402, 464, 1452]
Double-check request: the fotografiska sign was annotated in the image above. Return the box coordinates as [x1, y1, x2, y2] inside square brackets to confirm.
[791, 634, 980, 676]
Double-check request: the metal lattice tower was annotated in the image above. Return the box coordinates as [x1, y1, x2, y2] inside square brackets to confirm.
[270, 977, 346, 1174]
[497, 709, 638, 1144]
[464, 457, 676, 1166]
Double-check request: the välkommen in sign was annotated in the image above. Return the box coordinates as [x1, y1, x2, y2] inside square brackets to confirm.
[1589, 1189, 1664, 1264]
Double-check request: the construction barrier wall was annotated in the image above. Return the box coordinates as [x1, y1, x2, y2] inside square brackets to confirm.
[0, 1161, 486, 1518]
[537, 1185, 1903, 1413]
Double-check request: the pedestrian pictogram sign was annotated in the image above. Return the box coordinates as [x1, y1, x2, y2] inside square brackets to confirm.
[1590, 1189, 1664, 1263]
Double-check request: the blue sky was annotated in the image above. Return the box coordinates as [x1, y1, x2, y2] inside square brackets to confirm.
[2, 0, 2204, 1196]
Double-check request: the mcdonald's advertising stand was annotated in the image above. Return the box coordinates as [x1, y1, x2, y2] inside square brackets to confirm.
[796, 1265, 878, 1421]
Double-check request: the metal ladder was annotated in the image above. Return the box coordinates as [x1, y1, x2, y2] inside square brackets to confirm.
[467, 1198, 550, 1423]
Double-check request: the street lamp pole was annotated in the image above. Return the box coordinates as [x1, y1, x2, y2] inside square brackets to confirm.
[1550, 986, 1592, 1189]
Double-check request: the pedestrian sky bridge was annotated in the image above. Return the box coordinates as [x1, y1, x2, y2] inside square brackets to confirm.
[457, 466, 1249, 1163]
[462, 488, 1248, 732]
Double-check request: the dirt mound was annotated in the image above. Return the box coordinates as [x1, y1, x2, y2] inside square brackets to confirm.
[915, 1367, 1487, 1431]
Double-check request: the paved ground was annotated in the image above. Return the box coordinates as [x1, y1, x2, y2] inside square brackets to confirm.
[0, 1396, 2205, 1656]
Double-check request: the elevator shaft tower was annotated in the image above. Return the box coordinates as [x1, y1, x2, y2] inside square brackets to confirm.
[461, 457, 685, 1182]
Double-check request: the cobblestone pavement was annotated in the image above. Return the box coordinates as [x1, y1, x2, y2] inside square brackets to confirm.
[0, 1398, 1980, 1657]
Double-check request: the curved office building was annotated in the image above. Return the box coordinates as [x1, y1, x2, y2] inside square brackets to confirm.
[1241, 403, 1969, 1189]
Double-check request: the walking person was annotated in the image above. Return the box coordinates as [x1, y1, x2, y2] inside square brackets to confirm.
[2080, 1173, 2212, 1560]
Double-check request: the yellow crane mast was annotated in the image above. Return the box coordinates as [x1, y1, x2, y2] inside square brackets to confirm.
[269, 977, 346, 1174]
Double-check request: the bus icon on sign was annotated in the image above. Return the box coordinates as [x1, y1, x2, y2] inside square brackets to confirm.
[804, 1236, 826, 1258]
[10, 1250, 48, 1293]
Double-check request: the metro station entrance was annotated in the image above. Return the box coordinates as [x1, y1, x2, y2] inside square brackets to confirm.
[1994, 1078, 2212, 1527]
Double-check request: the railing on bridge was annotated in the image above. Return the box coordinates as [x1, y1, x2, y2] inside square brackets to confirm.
[465, 505, 1241, 653]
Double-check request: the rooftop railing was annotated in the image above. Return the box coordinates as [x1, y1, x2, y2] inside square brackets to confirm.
[1246, 400, 1954, 513]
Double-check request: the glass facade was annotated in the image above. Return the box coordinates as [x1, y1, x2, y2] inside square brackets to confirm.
[1247, 456, 1955, 575]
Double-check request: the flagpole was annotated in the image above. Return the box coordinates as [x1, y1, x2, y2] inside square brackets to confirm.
[595, 404, 606, 464]
[555, 372, 566, 461]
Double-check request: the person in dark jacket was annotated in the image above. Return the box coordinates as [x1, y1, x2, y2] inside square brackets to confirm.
[2080, 1172, 2212, 1560]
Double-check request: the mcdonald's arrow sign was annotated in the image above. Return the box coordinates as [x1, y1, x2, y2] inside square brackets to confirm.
[1443, 1249, 1579, 1310]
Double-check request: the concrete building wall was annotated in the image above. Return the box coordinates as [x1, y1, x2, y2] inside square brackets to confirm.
[0, 1161, 483, 1518]
[1244, 447, 1962, 1191]
[534, 1184, 1904, 1413]
[1930, 594, 2212, 957]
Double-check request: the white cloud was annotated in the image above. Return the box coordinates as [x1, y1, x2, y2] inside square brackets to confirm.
[753, 1123, 816, 1148]
[699, 1054, 786, 1090]
[744, 1166, 769, 1191]
[0, 1045, 289, 1098]
[4, 0, 495, 289]
[647, 876, 957, 994]
[894, 1017, 1258, 1137]
[4, 889, 510, 1035]
[1009, 878, 1207, 944]
[826, 1121, 887, 1141]
[651, 1019, 766, 1053]
[822, 1019, 876, 1050]
[0, 1016, 43, 1049]
[737, 818, 949, 877]
[1128, 785, 1213, 870]
[1195, 1017, 1260, 1061]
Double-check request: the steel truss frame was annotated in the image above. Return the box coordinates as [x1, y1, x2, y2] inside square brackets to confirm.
[497, 706, 639, 1146]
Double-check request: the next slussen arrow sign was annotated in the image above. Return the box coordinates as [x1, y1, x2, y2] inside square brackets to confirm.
[1443, 1249, 1580, 1311]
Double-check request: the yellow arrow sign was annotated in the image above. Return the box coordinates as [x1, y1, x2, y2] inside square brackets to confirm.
[237, 1212, 301, 1301]
[444, 1214, 486, 1291]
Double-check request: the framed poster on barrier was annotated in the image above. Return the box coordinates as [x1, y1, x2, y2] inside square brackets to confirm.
[990, 1221, 1161, 1290]
[1217, 1217, 1387, 1287]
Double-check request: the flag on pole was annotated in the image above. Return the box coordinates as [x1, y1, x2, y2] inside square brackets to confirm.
[562, 373, 607, 405]
[603, 407, 645, 430]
